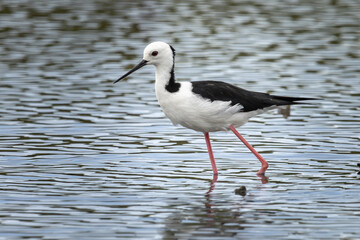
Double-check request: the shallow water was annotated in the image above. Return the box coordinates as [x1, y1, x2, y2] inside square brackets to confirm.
[1, 0, 360, 239]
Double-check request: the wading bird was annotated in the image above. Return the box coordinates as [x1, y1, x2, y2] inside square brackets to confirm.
[114, 42, 317, 176]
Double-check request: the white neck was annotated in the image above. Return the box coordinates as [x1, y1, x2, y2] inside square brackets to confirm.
[154, 59, 175, 93]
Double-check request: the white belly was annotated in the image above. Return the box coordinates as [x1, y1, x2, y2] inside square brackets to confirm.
[155, 82, 261, 133]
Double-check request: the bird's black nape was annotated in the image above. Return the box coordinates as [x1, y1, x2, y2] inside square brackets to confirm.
[169, 45, 176, 57]
[165, 44, 180, 93]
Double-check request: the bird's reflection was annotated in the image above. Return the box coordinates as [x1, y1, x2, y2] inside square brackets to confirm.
[161, 173, 269, 239]
[205, 173, 268, 214]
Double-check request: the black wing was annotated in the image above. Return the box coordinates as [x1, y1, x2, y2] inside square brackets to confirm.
[191, 81, 317, 112]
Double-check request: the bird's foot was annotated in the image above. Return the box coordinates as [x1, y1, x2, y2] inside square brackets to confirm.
[256, 165, 268, 175]
[256, 172, 269, 184]
[256, 166, 269, 184]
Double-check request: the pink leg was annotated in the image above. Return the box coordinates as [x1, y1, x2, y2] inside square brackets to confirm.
[229, 125, 269, 175]
[204, 132, 218, 175]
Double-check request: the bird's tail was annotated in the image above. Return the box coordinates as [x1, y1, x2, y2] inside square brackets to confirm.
[272, 95, 320, 104]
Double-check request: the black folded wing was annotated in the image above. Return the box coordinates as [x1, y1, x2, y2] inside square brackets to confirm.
[191, 81, 317, 112]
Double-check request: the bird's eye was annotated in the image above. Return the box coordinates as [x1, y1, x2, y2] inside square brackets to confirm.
[151, 51, 158, 56]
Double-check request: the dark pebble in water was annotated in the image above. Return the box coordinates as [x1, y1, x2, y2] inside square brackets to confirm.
[235, 186, 247, 196]
[357, 163, 360, 168]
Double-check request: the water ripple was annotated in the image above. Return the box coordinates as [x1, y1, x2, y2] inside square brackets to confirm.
[1, 0, 360, 239]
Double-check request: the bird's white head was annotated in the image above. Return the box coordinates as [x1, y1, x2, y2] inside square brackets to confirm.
[143, 41, 175, 66]
[114, 41, 175, 83]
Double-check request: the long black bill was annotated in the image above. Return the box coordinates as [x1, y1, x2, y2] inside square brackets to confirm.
[113, 59, 148, 84]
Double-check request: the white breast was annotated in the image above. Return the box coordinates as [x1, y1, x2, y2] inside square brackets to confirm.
[155, 82, 260, 133]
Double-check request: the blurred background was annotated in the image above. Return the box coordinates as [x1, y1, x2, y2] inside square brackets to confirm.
[0, 0, 359, 239]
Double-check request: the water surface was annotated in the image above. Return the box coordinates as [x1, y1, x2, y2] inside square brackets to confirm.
[1, 0, 360, 239]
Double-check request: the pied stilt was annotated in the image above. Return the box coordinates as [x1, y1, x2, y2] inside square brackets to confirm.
[114, 41, 317, 176]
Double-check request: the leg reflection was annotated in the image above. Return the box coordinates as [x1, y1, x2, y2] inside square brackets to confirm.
[205, 174, 218, 216]
[206, 174, 218, 195]
[257, 173, 269, 184]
